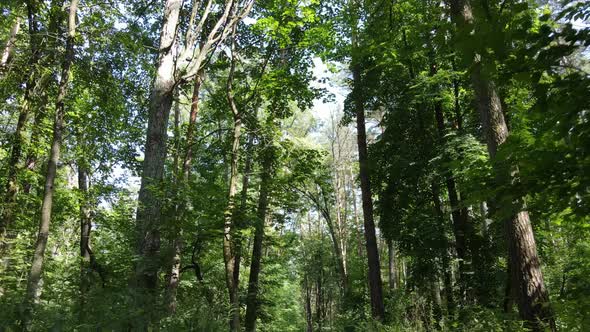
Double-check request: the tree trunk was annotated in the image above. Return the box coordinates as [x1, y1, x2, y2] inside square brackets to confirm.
[0, 0, 42, 252]
[22, 0, 65, 195]
[21, 1, 78, 328]
[350, 167, 364, 258]
[223, 31, 242, 330]
[432, 182, 457, 314]
[183, 69, 205, 179]
[78, 163, 103, 319]
[442, 251, 455, 315]
[305, 275, 313, 332]
[387, 239, 397, 290]
[223, 122, 241, 331]
[0, 15, 21, 72]
[232, 135, 254, 318]
[429, 53, 472, 302]
[133, 0, 181, 325]
[506, 210, 555, 331]
[352, 40, 385, 321]
[78, 165, 92, 317]
[311, 188, 349, 296]
[316, 268, 323, 331]
[448, 1, 555, 330]
[164, 69, 205, 314]
[244, 146, 273, 332]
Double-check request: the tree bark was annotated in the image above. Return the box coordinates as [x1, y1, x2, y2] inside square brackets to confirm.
[306, 186, 349, 296]
[0, 15, 21, 72]
[387, 238, 397, 290]
[21, 1, 78, 328]
[22, 0, 65, 195]
[164, 69, 205, 314]
[183, 69, 205, 179]
[350, 167, 364, 258]
[429, 57, 471, 301]
[244, 145, 273, 332]
[304, 275, 313, 332]
[78, 163, 104, 319]
[447, 1, 555, 330]
[134, 1, 252, 321]
[352, 30, 385, 320]
[133, 0, 180, 324]
[223, 30, 242, 331]
[316, 265, 323, 331]
[0, 0, 42, 252]
[78, 164, 92, 314]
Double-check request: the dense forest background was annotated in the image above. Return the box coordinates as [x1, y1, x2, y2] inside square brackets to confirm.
[0, 0, 589, 331]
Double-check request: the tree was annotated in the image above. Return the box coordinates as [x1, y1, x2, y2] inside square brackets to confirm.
[21, 0, 79, 328]
[1, 0, 42, 250]
[244, 125, 275, 332]
[132, 0, 253, 325]
[350, 10, 385, 323]
[446, 0, 555, 330]
[0, 12, 20, 72]
[0, 0, 588, 330]
[222, 25, 243, 331]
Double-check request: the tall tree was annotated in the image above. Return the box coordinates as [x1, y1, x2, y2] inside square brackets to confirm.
[351, 31, 385, 323]
[133, 0, 253, 324]
[428, 49, 472, 301]
[223, 25, 243, 331]
[164, 67, 206, 314]
[0, 14, 21, 72]
[447, 0, 555, 330]
[244, 131, 275, 332]
[21, 0, 79, 328]
[0, 0, 42, 249]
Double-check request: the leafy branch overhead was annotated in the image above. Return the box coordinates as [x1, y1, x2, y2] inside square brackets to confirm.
[0, 0, 588, 331]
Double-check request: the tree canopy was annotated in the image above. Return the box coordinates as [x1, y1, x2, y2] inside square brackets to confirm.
[0, 0, 589, 331]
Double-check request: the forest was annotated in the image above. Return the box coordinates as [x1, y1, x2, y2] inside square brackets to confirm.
[0, 0, 589, 331]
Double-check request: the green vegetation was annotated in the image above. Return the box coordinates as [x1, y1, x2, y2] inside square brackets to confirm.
[0, 0, 589, 331]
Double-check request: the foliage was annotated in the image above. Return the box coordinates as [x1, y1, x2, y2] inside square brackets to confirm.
[0, 0, 588, 330]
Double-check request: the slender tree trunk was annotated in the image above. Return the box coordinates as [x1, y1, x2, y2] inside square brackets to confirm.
[78, 165, 92, 315]
[442, 250, 455, 315]
[432, 278, 443, 322]
[429, 58, 471, 301]
[22, 96, 47, 195]
[452, 60, 463, 132]
[244, 145, 273, 332]
[172, 91, 181, 178]
[223, 30, 242, 330]
[133, 1, 180, 326]
[164, 69, 205, 314]
[184, 69, 204, 179]
[448, 1, 555, 330]
[340, 170, 348, 274]
[22, 0, 65, 195]
[78, 163, 103, 319]
[305, 275, 313, 332]
[330, 219, 348, 295]
[312, 191, 348, 295]
[352, 38, 385, 321]
[0, 0, 41, 251]
[21, 1, 78, 328]
[432, 181, 457, 315]
[387, 238, 397, 290]
[223, 131, 241, 331]
[316, 267, 323, 331]
[0, 15, 21, 72]
[350, 167, 363, 258]
[164, 96, 183, 316]
[231, 135, 254, 323]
